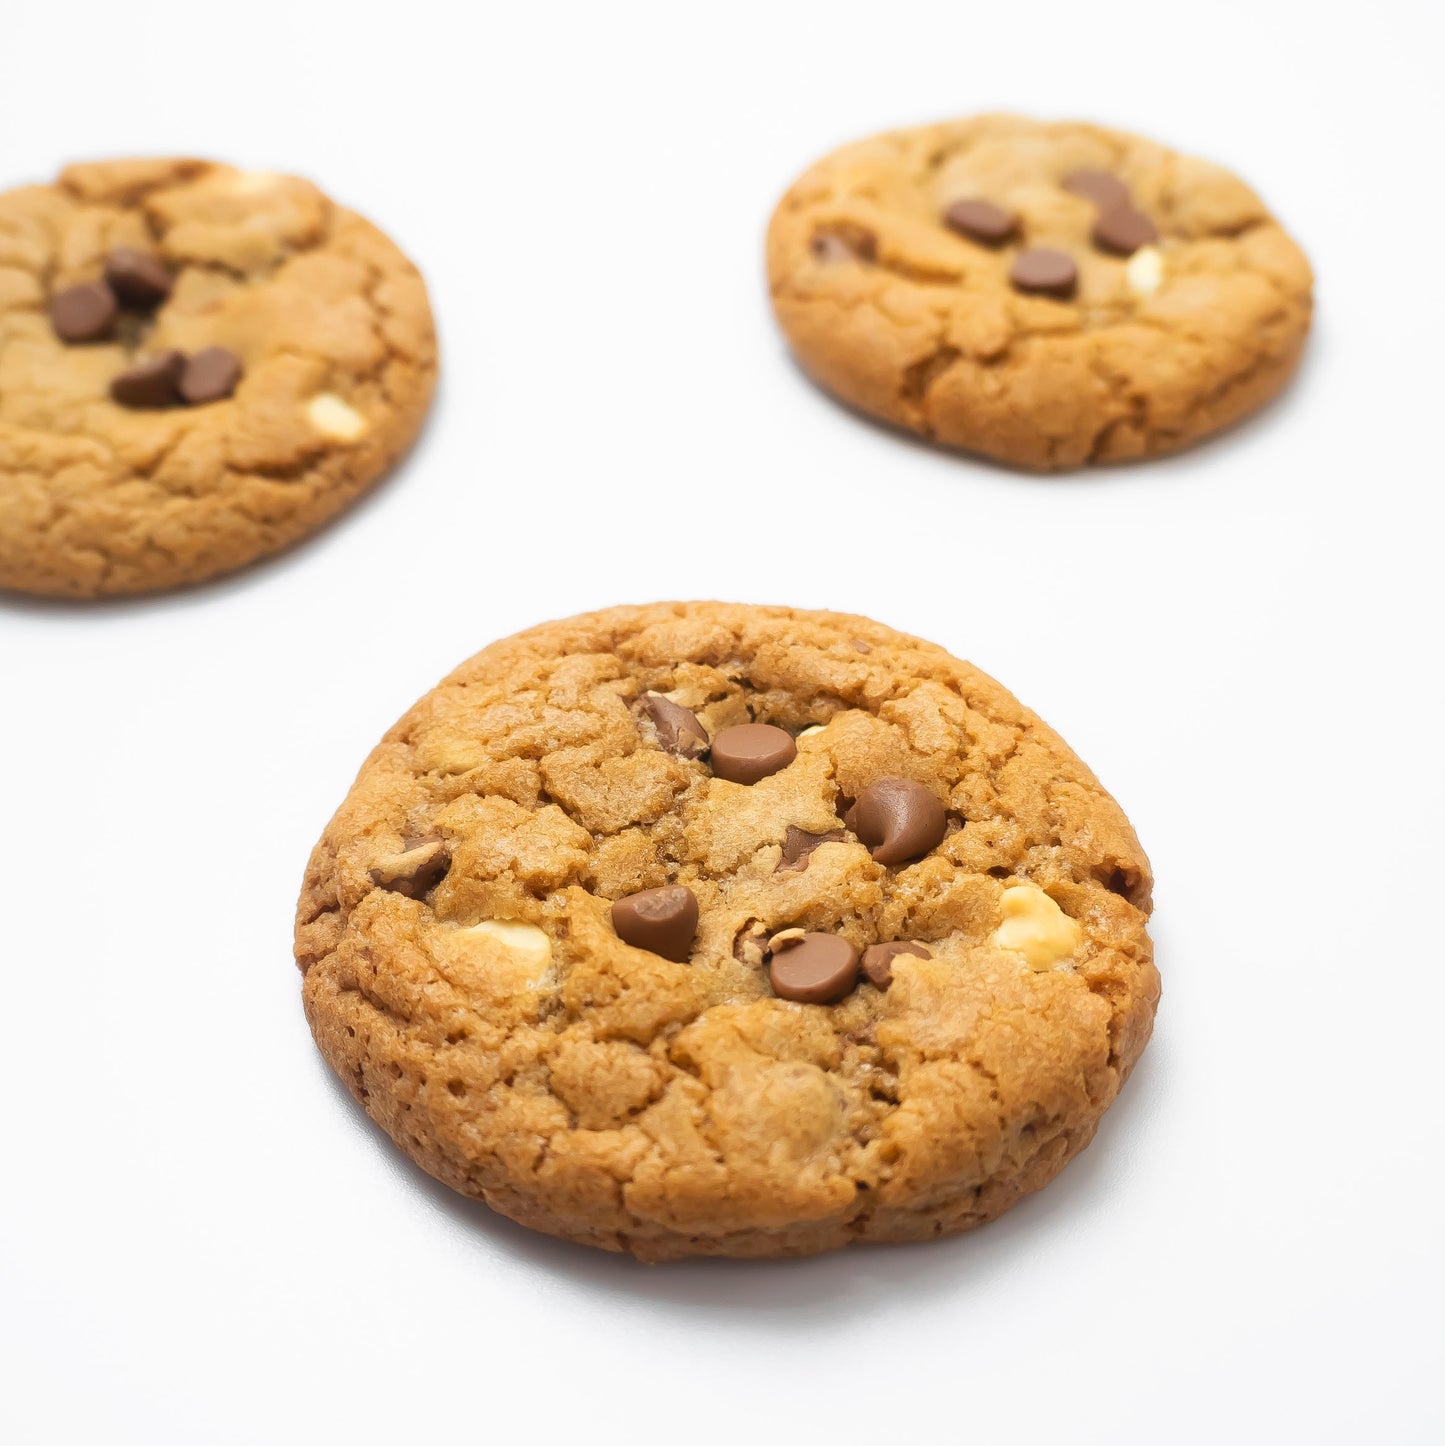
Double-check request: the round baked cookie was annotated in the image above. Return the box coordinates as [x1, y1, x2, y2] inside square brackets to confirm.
[296, 603, 1159, 1261]
[768, 114, 1313, 469]
[0, 158, 436, 596]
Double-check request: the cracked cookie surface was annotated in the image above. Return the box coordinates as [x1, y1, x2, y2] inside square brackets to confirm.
[768, 114, 1313, 470]
[296, 602, 1159, 1261]
[0, 158, 436, 596]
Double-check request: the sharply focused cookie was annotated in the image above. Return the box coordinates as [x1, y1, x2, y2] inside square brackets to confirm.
[0, 158, 436, 596]
[295, 603, 1159, 1261]
[768, 114, 1313, 469]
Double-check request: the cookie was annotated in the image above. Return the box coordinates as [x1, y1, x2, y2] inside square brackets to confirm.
[295, 603, 1159, 1261]
[768, 114, 1313, 469]
[0, 158, 436, 597]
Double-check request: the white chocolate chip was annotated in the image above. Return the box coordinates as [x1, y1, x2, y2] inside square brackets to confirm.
[464, 919, 552, 970]
[433, 919, 555, 1014]
[1126, 245, 1164, 297]
[306, 393, 368, 442]
[797, 725, 828, 741]
[992, 885, 1081, 969]
[227, 169, 282, 195]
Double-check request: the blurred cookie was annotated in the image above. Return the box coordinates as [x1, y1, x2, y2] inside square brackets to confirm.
[0, 158, 436, 596]
[768, 114, 1312, 469]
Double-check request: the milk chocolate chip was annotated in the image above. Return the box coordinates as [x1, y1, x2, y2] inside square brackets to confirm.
[710, 724, 796, 785]
[1092, 205, 1159, 257]
[861, 940, 932, 990]
[776, 826, 845, 874]
[1062, 169, 1130, 210]
[943, 198, 1018, 247]
[638, 693, 709, 759]
[768, 932, 859, 1004]
[369, 838, 451, 899]
[846, 778, 947, 864]
[110, 351, 184, 409]
[50, 282, 117, 343]
[104, 248, 173, 310]
[611, 885, 699, 962]
[179, 347, 243, 405]
[1009, 248, 1078, 300]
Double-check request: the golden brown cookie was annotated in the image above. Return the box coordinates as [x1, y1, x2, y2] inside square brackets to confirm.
[0, 158, 436, 597]
[295, 603, 1159, 1261]
[768, 114, 1313, 469]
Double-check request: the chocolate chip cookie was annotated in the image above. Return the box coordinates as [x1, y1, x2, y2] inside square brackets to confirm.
[295, 603, 1159, 1260]
[0, 158, 436, 596]
[768, 114, 1313, 469]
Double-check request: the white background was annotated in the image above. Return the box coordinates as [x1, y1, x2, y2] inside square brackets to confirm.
[2, 1, 1442, 1441]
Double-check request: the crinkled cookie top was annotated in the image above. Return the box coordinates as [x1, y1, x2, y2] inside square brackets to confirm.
[296, 603, 1159, 1260]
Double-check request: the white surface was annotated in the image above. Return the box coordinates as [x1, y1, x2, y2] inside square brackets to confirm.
[2, 2, 1442, 1441]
